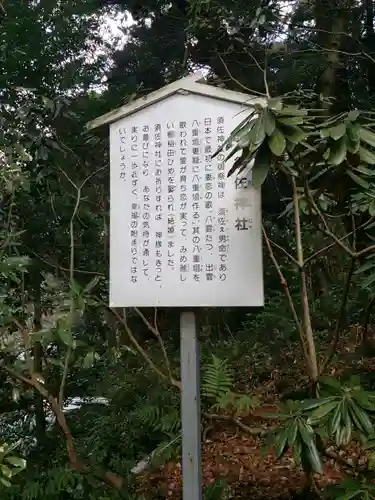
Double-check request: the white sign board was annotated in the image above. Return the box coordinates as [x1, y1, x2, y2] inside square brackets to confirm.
[109, 92, 263, 307]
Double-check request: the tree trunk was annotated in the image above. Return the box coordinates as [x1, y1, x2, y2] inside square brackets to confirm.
[32, 269, 46, 443]
[314, 0, 351, 103]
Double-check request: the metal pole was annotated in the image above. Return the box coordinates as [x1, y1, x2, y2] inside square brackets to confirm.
[180, 310, 202, 500]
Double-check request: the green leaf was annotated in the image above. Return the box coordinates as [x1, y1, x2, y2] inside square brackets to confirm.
[297, 420, 314, 447]
[287, 421, 298, 446]
[349, 401, 373, 435]
[251, 144, 271, 189]
[360, 146, 375, 165]
[329, 122, 347, 140]
[347, 169, 370, 189]
[84, 276, 100, 293]
[279, 105, 307, 116]
[306, 441, 323, 474]
[328, 137, 347, 165]
[82, 351, 96, 369]
[348, 110, 360, 121]
[273, 427, 289, 459]
[268, 97, 283, 111]
[300, 397, 337, 410]
[1, 465, 13, 478]
[362, 272, 375, 289]
[264, 109, 276, 135]
[277, 116, 304, 126]
[307, 400, 338, 424]
[355, 260, 375, 274]
[360, 127, 375, 148]
[5, 456, 26, 469]
[283, 126, 306, 144]
[335, 490, 364, 500]
[319, 376, 342, 392]
[268, 129, 286, 156]
[57, 324, 74, 348]
[251, 112, 266, 146]
[347, 123, 361, 143]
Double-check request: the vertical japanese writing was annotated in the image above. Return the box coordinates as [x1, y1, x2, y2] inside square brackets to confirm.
[130, 126, 139, 283]
[216, 116, 228, 282]
[118, 128, 127, 181]
[191, 119, 201, 283]
[154, 123, 162, 282]
[142, 125, 150, 279]
[167, 121, 176, 272]
[203, 117, 215, 282]
[179, 120, 188, 282]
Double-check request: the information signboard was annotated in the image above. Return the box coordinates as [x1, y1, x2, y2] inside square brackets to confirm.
[109, 91, 263, 307]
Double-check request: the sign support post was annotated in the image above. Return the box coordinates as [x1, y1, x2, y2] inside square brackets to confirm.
[87, 71, 265, 500]
[180, 310, 202, 500]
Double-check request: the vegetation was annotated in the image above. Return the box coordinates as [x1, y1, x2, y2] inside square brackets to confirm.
[2, 0, 375, 498]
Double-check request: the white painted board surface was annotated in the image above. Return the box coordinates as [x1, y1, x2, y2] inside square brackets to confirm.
[109, 92, 263, 307]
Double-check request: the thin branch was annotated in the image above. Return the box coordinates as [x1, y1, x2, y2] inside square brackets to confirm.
[268, 237, 300, 266]
[134, 307, 178, 388]
[0, 364, 124, 490]
[293, 177, 318, 381]
[303, 182, 354, 257]
[320, 257, 357, 374]
[203, 412, 268, 437]
[216, 52, 268, 97]
[56, 166, 106, 407]
[305, 217, 375, 265]
[262, 225, 310, 365]
[110, 307, 181, 390]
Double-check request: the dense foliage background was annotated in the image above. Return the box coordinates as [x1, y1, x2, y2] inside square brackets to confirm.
[2, 0, 375, 499]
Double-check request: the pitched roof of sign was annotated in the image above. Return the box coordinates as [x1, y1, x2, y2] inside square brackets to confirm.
[86, 71, 265, 130]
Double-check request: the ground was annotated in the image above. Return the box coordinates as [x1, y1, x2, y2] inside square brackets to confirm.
[138, 326, 375, 499]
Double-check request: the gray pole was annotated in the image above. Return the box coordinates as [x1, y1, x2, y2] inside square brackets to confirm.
[180, 310, 202, 500]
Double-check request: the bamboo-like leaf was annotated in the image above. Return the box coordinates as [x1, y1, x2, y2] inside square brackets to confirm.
[307, 400, 338, 424]
[277, 116, 304, 126]
[305, 440, 323, 474]
[319, 376, 342, 392]
[273, 427, 289, 459]
[279, 105, 307, 116]
[251, 144, 271, 189]
[349, 401, 373, 435]
[251, 112, 266, 145]
[355, 260, 375, 274]
[348, 402, 367, 435]
[360, 146, 375, 164]
[347, 170, 370, 189]
[268, 129, 286, 156]
[329, 403, 342, 435]
[335, 490, 365, 500]
[211, 112, 256, 158]
[360, 127, 375, 148]
[300, 397, 336, 410]
[287, 421, 298, 446]
[362, 272, 375, 289]
[264, 109, 276, 135]
[297, 420, 314, 447]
